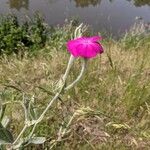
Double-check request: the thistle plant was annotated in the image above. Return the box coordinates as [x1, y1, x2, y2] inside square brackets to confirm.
[0, 24, 104, 149]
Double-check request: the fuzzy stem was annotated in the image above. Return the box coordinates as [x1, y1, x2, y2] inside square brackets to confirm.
[13, 125, 28, 145]
[65, 58, 87, 91]
[27, 55, 75, 139]
[63, 55, 75, 81]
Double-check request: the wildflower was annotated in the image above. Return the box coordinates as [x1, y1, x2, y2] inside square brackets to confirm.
[67, 36, 103, 58]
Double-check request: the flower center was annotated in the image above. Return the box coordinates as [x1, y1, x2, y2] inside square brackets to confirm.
[83, 40, 92, 44]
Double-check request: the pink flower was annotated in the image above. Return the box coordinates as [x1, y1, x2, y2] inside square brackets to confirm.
[67, 36, 104, 58]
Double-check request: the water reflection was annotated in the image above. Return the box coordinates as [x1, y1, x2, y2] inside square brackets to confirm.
[73, 0, 102, 7]
[73, 0, 150, 8]
[0, 0, 149, 36]
[133, 0, 150, 7]
[7, 0, 150, 12]
[9, 0, 29, 10]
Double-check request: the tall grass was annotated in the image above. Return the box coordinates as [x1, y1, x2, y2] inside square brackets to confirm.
[0, 19, 150, 149]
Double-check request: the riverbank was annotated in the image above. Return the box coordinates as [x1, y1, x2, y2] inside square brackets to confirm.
[0, 16, 150, 149]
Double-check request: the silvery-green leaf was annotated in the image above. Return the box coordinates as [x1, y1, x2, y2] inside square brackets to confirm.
[29, 137, 46, 145]
[1, 116, 10, 128]
[0, 122, 14, 144]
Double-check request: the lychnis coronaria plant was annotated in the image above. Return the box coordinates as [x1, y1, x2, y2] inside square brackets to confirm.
[0, 24, 104, 149]
[64, 35, 104, 91]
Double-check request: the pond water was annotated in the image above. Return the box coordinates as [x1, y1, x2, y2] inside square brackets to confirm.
[0, 0, 150, 36]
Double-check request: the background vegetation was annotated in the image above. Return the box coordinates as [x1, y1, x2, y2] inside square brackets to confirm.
[0, 15, 150, 149]
[0, 14, 50, 55]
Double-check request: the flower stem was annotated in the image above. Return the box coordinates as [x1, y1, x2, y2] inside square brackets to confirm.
[13, 124, 28, 145]
[65, 58, 87, 91]
[63, 55, 75, 81]
[27, 55, 75, 139]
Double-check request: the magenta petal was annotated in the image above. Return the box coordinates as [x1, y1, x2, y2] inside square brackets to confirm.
[66, 36, 104, 58]
[67, 40, 79, 57]
[74, 37, 87, 42]
[90, 36, 102, 42]
[86, 44, 98, 58]
[76, 44, 96, 58]
[76, 43, 86, 57]
[98, 44, 104, 54]
[92, 42, 104, 54]
[91, 43, 101, 53]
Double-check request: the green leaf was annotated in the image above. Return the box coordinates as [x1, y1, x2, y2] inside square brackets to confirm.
[29, 106, 38, 120]
[0, 104, 6, 122]
[0, 122, 14, 144]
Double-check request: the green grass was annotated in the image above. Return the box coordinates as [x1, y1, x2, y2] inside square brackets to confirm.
[0, 20, 150, 149]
